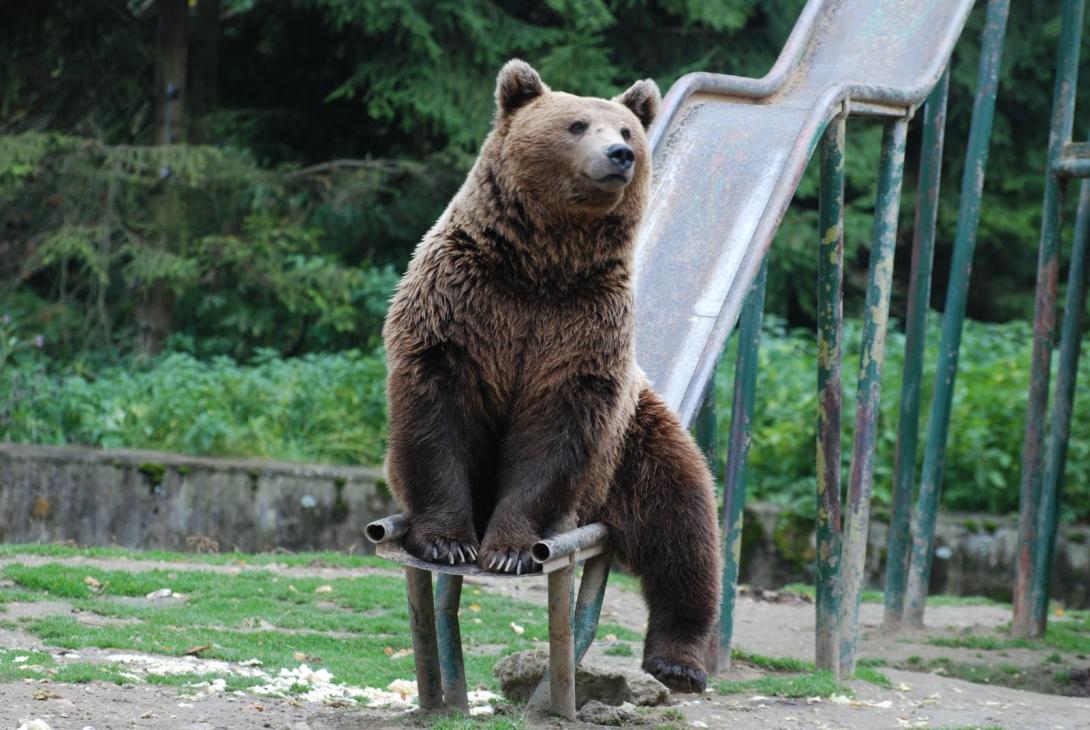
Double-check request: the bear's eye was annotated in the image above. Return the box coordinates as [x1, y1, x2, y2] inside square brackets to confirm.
[569, 121, 588, 135]
[621, 128, 632, 141]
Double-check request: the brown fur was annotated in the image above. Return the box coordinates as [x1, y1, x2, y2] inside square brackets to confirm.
[382, 60, 722, 692]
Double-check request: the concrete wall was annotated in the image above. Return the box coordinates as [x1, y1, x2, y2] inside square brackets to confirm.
[2, 442, 1087, 607]
[739, 501, 1090, 608]
[0, 443, 394, 553]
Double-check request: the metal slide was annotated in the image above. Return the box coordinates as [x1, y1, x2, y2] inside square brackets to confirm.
[635, 0, 976, 425]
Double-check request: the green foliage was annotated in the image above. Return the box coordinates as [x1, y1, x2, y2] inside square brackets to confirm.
[1, 132, 403, 360]
[715, 316, 1090, 522]
[0, 349, 388, 465]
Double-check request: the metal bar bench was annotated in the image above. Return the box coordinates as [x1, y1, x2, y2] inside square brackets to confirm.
[365, 514, 611, 719]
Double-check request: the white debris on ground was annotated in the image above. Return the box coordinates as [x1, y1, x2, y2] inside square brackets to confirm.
[96, 654, 500, 713]
[16, 720, 53, 730]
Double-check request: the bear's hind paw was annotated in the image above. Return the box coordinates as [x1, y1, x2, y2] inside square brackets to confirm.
[642, 655, 707, 694]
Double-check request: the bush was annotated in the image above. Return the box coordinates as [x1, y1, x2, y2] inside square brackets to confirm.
[0, 349, 387, 466]
[715, 316, 1090, 523]
[2, 314, 1086, 523]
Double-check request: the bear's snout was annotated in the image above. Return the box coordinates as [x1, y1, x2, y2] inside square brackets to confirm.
[606, 143, 635, 172]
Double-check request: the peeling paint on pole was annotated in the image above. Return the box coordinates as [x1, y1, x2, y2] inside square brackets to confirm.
[837, 116, 907, 679]
[904, 0, 1010, 628]
[717, 261, 767, 669]
[884, 69, 949, 630]
[1013, 0, 1084, 639]
[815, 115, 845, 674]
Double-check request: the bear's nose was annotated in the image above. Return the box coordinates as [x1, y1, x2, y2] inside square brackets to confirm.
[606, 144, 635, 171]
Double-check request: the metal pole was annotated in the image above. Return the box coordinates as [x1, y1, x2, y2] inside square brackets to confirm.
[903, 0, 1010, 628]
[1013, 0, 1085, 639]
[547, 563, 576, 719]
[815, 113, 845, 673]
[718, 259, 768, 671]
[434, 573, 468, 710]
[573, 553, 611, 662]
[837, 116, 908, 679]
[694, 360, 721, 671]
[1028, 175, 1090, 635]
[884, 69, 950, 630]
[405, 567, 444, 710]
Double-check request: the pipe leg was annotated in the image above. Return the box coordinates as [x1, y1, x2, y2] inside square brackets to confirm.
[816, 113, 846, 672]
[884, 69, 949, 631]
[837, 116, 908, 679]
[405, 567, 444, 710]
[435, 573, 468, 710]
[719, 260, 768, 671]
[548, 563, 576, 719]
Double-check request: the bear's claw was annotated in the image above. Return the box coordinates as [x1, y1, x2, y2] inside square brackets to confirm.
[479, 545, 540, 575]
[405, 532, 479, 568]
[642, 655, 707, 694]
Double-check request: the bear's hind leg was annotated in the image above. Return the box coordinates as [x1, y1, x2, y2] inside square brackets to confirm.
[600, 388, 721, 693]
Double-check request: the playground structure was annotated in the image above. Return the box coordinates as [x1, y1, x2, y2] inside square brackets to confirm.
[372, 0, 1090, 714]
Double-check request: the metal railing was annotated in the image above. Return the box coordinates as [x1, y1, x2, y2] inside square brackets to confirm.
[700, 0, 1090, 676]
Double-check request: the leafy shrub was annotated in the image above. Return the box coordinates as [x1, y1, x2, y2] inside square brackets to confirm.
[714, 316, 1090, 522]
[0, 349, 387, 465]
[2, 314, 1086, 523]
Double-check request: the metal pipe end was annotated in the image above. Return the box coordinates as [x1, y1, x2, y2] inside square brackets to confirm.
[365, 522, 388, 543]
[531, 541, 552, 564]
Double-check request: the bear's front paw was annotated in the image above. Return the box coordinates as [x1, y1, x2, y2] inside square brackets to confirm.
[404, 523, 479, 566]
[478, 542, 540, 575]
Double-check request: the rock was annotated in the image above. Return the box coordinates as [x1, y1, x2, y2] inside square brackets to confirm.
[577, 700, 640, 726]
[493, 649, 669, 708]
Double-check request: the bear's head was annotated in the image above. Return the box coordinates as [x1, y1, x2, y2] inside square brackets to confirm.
[490, 59, 661, 219]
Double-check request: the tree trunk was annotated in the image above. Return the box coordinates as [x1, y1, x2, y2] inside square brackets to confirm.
[137, 0, 189, 357]
[188, 0, 220, 143]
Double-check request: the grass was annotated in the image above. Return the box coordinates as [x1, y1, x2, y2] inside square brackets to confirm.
[2, 560, 618, 692]
[428, 718, 525, 730]
[725, 648, 890, 695]
[0, 543, 389, 570]
[604, 643, 634, 657]
[780, 583, 1008, 608]
[715, 669, 846, 697]
[927, 615, 1090, 655]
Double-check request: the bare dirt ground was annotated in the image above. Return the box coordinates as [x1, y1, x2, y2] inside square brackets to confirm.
[3, 554, 1089, 730]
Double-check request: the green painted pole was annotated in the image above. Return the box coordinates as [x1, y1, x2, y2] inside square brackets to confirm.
[815, 114, 845, 673]
[434, 573, 468, 710]
[903, 0, 1009, 628]
[1028, 173, 1090, 635]
[884, 69, 950, 630]
[718, 259, 768, 670]
[837, 116, 907, 679]
[694, 356, 721, 669]
[1013, 0, 1085, 639]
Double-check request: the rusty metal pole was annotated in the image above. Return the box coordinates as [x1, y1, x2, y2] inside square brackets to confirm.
[434, 573, 468, 710]
[883, 70, 948, 631]
[815, 112, 845, 673]
[1029, 174, 1090, 636]
[1013, 0, 1085, 639]
[903, 0, 1010, 628]
[547, 562, 576, 719]
[405, 567, 444, 710]
[837, 116, 907, 679]
[717, 259, 768, 671]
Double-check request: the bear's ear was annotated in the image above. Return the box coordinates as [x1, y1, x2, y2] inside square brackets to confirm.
[495, 59, 546, 118]
[614, 79, 661, 130]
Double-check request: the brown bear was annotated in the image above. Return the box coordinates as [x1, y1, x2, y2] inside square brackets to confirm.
[382, 59, 722, 692]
